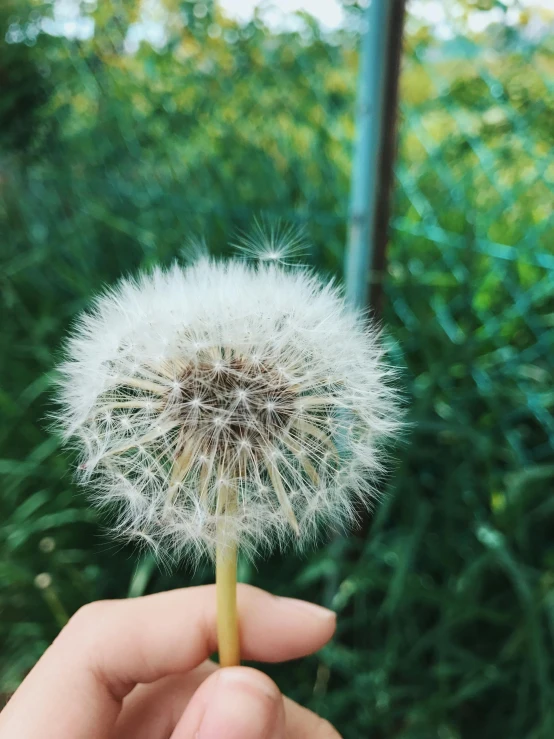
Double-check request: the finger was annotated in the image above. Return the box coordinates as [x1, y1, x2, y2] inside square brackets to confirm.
[116, 663, 216, 739]
[116, 661, 342, 739]
[171, 667, 286, 739]
[114, 660, 340, 739]
[283, 696, 342, 738]
[0, 585, 335, 739]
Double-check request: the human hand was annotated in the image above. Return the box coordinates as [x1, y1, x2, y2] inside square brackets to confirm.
[0, 584, 340, 738]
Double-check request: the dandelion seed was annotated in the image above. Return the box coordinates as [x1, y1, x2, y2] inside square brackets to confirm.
[234, 218, 308, 266]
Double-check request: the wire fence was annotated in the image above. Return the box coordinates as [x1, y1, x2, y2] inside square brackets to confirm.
[375, 6, 554, 736]
[391, 5, 554, 471]
[1, 1, 554, 736]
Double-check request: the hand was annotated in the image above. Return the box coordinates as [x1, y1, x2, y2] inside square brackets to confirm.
[0, 584, 340, 738]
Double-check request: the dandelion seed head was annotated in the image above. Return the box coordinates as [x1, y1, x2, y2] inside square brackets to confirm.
[56, 256, 401, 563]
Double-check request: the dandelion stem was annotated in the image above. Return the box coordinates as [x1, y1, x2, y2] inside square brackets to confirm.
[216, 485, 240, 667]
[216, 534, 240, 667]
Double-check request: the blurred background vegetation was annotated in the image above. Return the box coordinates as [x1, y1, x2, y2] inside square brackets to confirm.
[1, 0, 554, 736]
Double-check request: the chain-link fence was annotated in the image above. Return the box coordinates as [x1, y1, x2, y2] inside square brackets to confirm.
[1, 1, 553, 736]
[375, 5, 554, 736]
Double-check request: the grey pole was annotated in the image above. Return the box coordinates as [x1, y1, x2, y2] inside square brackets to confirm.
[345, 0, 405, 311]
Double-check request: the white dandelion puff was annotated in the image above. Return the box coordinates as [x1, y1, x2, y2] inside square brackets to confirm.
[55, 255, 402, 564]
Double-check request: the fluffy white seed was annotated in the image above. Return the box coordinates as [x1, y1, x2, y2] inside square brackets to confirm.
[56, 256, 401, 562]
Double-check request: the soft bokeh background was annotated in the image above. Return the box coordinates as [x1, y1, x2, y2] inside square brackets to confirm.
[1, 1, 554, 736]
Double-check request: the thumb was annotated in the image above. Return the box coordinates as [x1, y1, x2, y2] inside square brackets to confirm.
[172, 667, 285, 739]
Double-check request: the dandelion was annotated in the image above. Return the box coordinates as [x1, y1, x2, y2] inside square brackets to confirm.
[56, 250, 401, 665]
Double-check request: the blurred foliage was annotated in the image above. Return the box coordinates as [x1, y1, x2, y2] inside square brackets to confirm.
[1, 0, 554, 736]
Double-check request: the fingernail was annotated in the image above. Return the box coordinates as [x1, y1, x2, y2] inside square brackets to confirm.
[197, 668, 280, 739]
[276, 596, 336, 621]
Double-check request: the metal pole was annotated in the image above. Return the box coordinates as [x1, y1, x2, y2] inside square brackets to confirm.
[345, 0, 405, 311]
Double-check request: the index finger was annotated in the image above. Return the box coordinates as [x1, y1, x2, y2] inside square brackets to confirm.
[0, 584, 335, 739]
